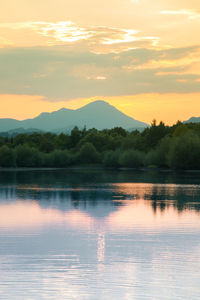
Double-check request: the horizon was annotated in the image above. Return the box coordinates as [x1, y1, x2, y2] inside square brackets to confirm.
[0, 96, 199, 125]
[0, 98, 197, 126]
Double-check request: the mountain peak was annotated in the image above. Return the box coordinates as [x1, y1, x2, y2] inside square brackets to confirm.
[0, 100, 149, 132]
[58, 107, 67, 111]
[77, 100, 115, 112]
[88, 100, 110, 105]
[79, 100, 111, 108]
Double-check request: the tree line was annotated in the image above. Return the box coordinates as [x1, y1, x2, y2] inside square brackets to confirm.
[0, 120, 200, 170]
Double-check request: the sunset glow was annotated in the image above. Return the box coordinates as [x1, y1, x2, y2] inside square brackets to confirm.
[0, 93, 199, 125]
[0, 0, 199, 123]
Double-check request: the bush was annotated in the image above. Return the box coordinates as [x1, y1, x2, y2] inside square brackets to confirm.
[145, 149, 158, 167]
[46, 150, 72, 167]
[167, 133, 200, 169]
[145, 137, 170, 168]
[119, 150, 144, 168]
[103, 150, 121, 167]
[15, 145, 42, 167]
[76, 142, 100, 164]
[0, 146, 15, 167]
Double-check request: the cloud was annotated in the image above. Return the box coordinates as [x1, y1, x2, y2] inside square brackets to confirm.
[0, 44, 199, 100]
[33, 21, 93, 43]
[160, 9, 200, 20]
[0, 21, 159, 53]
[134, 54, 200, 70]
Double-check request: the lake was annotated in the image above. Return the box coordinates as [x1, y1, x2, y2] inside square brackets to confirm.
[0, 169, 200, 300]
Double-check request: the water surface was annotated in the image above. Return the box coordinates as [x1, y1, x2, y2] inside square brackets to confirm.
[0, 169, 200, 299]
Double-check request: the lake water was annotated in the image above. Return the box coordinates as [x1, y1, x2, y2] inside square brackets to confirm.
[0, 169, 200, 300]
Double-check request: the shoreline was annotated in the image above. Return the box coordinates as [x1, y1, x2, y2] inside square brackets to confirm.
[1, 166, 200, 173]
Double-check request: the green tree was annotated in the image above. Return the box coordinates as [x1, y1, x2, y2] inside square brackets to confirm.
[0, 145, 15, 167]
[70, 126, 82, 147]
[142, 121, 169, 149]
[76, 142, 100, 164]
[103, 150, 121, 168]
[15, 145, 42, 167]
[48, 150, 72, 167]
[119, 150, 144, 168]
[167, 132, 200, 169]
[145, 136, 170, 167]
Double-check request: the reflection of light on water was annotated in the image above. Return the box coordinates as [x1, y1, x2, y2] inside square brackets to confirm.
[97, 232, 105, 263]
[0, 182, 200, 299]
[0, 201, 94, 231]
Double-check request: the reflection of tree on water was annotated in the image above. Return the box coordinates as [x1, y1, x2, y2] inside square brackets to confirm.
[145, 184, 200, 214]
[1, 184, 200, 215]
[0, 169, 200, 215]
[1, 180, 200, 267]
[1, 171, 200, 300]
[1, 168, 200, 187]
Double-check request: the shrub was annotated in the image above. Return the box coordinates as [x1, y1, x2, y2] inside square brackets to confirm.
[167, 133, 200, 170]
[76, 142, 100, 164]
[0, 146, 15, 167]
[119, 150, 144, 168]
[103, 150, 121, 168]
[47, 150, 72, 167]
[15, 145, 42, 167]
[145, 137, 170, 168]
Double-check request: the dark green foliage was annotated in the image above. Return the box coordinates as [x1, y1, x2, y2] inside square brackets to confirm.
[15, 145, 42, 167]
[122, 132, 145, 151]
[39, 134, 55, 153]
[56, 133, 70, 150]
[119, 150, 144, 168]
[173, 124, 189, 137]
[145, 137, 170, 168]
[108, 127, 127, 137]
[44, 150, 72, 167]
[167, 133, 200, 170]
[70, 126, 82, 147]
[76, 142, 100, 164]
[142, 120, 170, 149]
[0, 145, 15, 167]
[0, 122, 200, 169]
[103, 150, 121, 167]
[78, 129, 109, 152]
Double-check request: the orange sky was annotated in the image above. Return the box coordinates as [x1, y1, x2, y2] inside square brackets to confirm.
[0, 93, 199, 124]
[0, 0, 200, 123]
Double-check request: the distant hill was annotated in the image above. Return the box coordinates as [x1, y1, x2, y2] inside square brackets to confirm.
[0, 127, 44, 137]
[0, 100, 148, 133]
[184, 117, 200, 124]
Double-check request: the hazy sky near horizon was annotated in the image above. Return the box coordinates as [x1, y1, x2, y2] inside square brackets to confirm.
[0, 0, 200, 124]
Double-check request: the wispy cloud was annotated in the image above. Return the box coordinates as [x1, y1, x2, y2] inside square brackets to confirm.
[100, 28, 139, 45]
[38, 21, 93, 42]
[0, 21, 93, 42]
[160, 9, 200, 20]
[0, 21, 159, 53]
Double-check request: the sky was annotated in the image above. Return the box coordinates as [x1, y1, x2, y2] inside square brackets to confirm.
[0, 0, 200, 124]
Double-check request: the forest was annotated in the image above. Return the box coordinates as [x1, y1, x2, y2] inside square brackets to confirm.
[0, 120, 200, 170]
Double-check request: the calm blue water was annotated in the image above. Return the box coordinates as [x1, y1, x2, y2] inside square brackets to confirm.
[0, 169, 200, 299]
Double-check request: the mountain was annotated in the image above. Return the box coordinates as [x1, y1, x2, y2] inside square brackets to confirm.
[0, 127, 44, 137]
[0, 100, 148, 132]
[184, 116, 200, 124]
